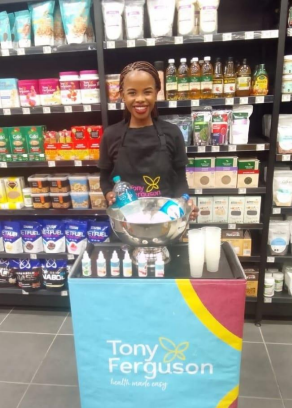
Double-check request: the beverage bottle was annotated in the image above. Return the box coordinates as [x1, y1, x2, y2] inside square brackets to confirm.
[166, 59, 178, 101]
[97, 251, 106, 277]
[123, 250, 132, 277]
[82, 251, 91, 277]
[177, 58, 189, 100]
[253, 64, 269, 96]
[236, 59, 252, 97]
[212, 57, 223, 98]
[189, 57, 201, 99]
[154, 61, 165, 101]
[110, 250, 120, 277]
[224, 57, 236, 97]
[138, 252, 147, 277]
[151, 194, 190, 222]
[201, 56, 213, 99]
[155, 253, 165, 278]
[251, 65, 258, 95]
[112, 175, 140, 218]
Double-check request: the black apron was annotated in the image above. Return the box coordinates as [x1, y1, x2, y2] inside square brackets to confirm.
[112, 119, 175, 198]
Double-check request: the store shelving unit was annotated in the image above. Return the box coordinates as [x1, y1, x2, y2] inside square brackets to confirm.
[0, 0, 291, 319]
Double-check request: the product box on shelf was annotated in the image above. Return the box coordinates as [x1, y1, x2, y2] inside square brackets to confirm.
[228, 197, 245, 224]
[194, 158, 215, 189]
[244, 196, 261, 224]
[0, 78, 20, 108]
[86, 126, 103, 160]
[186, 158, 195, 189]
[221, 230, 252, 257]
[237, 158, 260, 188]
[213, 196, 229, 223]
[215, 157, 238, 188]
[244, 268, 259, 297]
[0, 127, 12, 162]
[71, 126, 89, 160]
[1, 177, 25, 209]
[24, 126, 46, 161]
[8, 127, 28, 162]
[197, 196, 213, 223]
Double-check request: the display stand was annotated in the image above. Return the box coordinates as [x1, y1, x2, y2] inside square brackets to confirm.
[69, 242, 246, 408]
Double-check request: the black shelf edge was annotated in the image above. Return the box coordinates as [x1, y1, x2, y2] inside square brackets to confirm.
[0, 43, 97, 58]
[0, 287, 69, 296]
[239, 256, 261, 262]
[189, 187, 266, 195]
[0, 252, 76, 260]
[267, 255, 292, 263]
[190, 223, 263, 230]
[246, 297, 258, 303]
[272, 207, 292, 215]
[0, 160, 99, 168]
[0, 104, 101, 116]
[281, 94, 292, 102]
[265, 291, 292, 303]
[104, 30, 279, 49]
[187, 142, 270, 153]
[0, 209, 107, 216]
[287, 28, 292, 37]
[276, 154, 292, 161]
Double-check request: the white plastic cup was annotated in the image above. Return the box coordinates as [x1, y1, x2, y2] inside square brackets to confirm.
[188, 229, 205, 278]
[205, 227, 221, 273]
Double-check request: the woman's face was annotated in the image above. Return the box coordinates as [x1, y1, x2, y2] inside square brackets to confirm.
[121, 70, 158, 123]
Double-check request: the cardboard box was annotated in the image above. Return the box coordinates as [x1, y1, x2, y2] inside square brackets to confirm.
[243, 231, 252, 256]
[194, 157, 215, 189]
[186, 158, 195, 189]
[244, 196, 261, 223]
[24, 126, 45, 156]
[237, 158, 260, 188]
[221, 230, 252, 256]
[228, 197, 245, 224]
[0, 127, 11, 155]
[215, 157, 238, 188]
[86, 125, 103, 160]
[244, 269, 259, 297]
[213, 197, 229, 223]
[8, 127, 28, 156]
[71, 126, 89, 160]
[197, 196, 213, 223]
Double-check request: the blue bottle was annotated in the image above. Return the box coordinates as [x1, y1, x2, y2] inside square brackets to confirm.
[152, 194, 190, 222]
[112, 176, 140, 218]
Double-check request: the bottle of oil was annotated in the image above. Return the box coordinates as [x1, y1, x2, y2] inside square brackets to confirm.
[189, 57, 201, 99]
[212, 57, 223, 98]
[253, 64, 269, 96]
[224, 57, 236, 98]
[177, 58, 189, 100]
[236, 59, 252, 97]
[166, 59, 178, 101]
[201, 56, 213, 99]
[251, 65, 258, 95]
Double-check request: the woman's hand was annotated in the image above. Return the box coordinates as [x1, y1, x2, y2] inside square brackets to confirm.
[106, 191, 116, 206]
[187, 199, 199, 221]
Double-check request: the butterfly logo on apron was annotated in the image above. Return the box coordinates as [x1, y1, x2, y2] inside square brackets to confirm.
[143, 176, 161, 193]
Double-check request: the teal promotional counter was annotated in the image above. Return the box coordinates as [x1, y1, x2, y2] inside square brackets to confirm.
[69, 242, 246, 408]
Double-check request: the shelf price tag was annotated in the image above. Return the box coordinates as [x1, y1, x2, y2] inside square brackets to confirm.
[228, 145, 237, 152]
[83, 105, 92, 112]
[43, 46, 52, 54]
[121, 102, 125, 109]
[238, 188, 246, 194]
[225, 98, 234, 105]
[22, 108, 30, 115]
[256, 144, 265, 151]
[282, 94, 291, 102]
[264, 297, 272, 303]
[30, 254, 37, 260]
[2, 49, 10, 56]
[169, 101, 177, 108]
[22, 290, 29, 295]
[43, 107, 51, 114]
[67, 254, 75, 260]
[146, 38, 155, 46]
[64, 106, 72, 113]
[239, 97, 248, 104]
[17, 48, 25, 55]
[223, 33, 232, 41]
[267, 256, 275, 263]
[74, 160, 82, 167]
[106, 41, 115, 49]
[211, 146, 220, 152]
[174, 36, 183, 44]
[127, 40, 135, 48]
[255, 96, 265, 104]
[3, 109, 11, 115]
[108, 103, 116, 110]
[282, 154, 291, 161]
[261, 31, 271, 39]
[204, 34, 213, 42]
[245, 31, 254, 40]
[61, 290, 68, 296]
[195, 189, 203, 195]
[0, 162, 7, 168]
[270, 30, 279, 38]
[48, 161, 56, 167]
[272, 208, 281, 215]
[228, 224, 236, 230]
[191, 100, 200, 107]
[197, 146, 206, 153]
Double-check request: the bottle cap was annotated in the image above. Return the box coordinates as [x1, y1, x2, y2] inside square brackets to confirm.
[124, 250, 131, 261]
[191, 57, 199, 62]
[204, 56, 211, 61]
[113, 176, 121, 183]
[168, 59, 175, 63]
[156, 253, 163, 262]
[216, 57, 221, 62]
[138, 252, 146, 263]
[242, 58, 247, 65]
[83, 251, 90, 261]
[180, 58, 187, 63]
[228, 57, 233, 62]
[182, 193, 190, 201]
[111, 250, 119, 261]
[98, 251, 105, 261]
[154, 61, 164, 71]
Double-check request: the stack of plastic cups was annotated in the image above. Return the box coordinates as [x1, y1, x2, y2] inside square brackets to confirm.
[205, 227, 221, 273]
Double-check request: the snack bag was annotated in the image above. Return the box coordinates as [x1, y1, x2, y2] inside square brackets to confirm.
[21, 221, 44, 253]
[0, 11, 13, 50]
[65, 220, 88, 255]
[54, 4, 66, 46]
[87, 221, 111, 244]
[15, 10, 32, 48]
[192, 108, 212, 146]
[41, 259, 67, 291]
[60, 0, 92, 44]
[102, 0, 125, 41]
[211, 110, 231, 145]
[42, 220, 66, 253]
[29, 1, 55, 46]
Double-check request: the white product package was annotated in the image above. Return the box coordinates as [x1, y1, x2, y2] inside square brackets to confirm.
[268, 221, 290, 256]
[147, 0, 176, 38]
[262, 114, 292, 138]
[102, 0, 125, 41]
[273, 171, 292, 207]
[229, 105, 253, 145]
[197, 0, 220, 34]
[124, 0, 145, 40]
[176, 0, 198, 36]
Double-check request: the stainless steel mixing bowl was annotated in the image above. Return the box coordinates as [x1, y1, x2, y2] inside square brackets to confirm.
[106, 197, 192, 247]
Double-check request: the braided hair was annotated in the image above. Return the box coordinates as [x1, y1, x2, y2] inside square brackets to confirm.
[119, 61, 161, 120]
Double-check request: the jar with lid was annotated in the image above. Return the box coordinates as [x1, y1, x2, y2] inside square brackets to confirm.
[80, 70, 100, 104]
[284, 55, 292, 75]
[264, 276, 275, 298]
[282, 75, 292, 94]
[59, 71, 81, 105]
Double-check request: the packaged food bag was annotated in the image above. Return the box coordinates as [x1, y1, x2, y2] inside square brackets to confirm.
[268, 221, 290, 256]
[192, 108, 212, 146]
[0, 259, 17, 287]
[0, 222, 3, 252]
[65, 220, 88, 255]
[124, 0, 145, 40]
[176, 0, 199, 36]
[15, 10, 32, 48]
[230, 105, 253, 145]
[12, 259, 42, 291]
[273, 171, 292, 207]
[87, 221, 111, 244]
[147, 0, 176, 37]
[41, 259, 67, 291]
[29, 1, 56, 46]
[42, 220, 66, 253]
[102, 0, 125, 41]
[2, 221, 23, 254]
[211, 110, 231, 145]
[21, 221, 44, 253]
[0, 11, 13, 50]
[54, 4, 66, 46]
[86, 16, 95, 43]
[60, 0, 92, 44]
[8, 13, 18, 49]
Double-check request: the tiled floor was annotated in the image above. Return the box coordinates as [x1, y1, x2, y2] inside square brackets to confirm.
[0, 308, 291, 408]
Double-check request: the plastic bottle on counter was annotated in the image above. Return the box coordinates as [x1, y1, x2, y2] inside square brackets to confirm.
[82, 251, 92, 277]
[212, 57, 223, 98]
[177, 58, 189, 101]
[236, 59, 251, 97]
[97, 251, 107, 277]
[123, 250, 132, 277]
[201, 56, 213, 99]
[138, 253, 147, 277]
[166, 59, 178, 101]
[111, 250, 120, 277]
[189, 57, 201, 100]
[154, 61, 165, 101]
[155, 253, 165, 278]
[112, 175, 140, 218]
[151, 194, 190, 222]
[224, 57, 236, 98]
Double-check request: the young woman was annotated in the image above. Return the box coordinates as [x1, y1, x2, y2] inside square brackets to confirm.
[100, 61, 198, 219]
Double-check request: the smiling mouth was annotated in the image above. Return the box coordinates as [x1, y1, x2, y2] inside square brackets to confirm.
[133, 106, 148, 114]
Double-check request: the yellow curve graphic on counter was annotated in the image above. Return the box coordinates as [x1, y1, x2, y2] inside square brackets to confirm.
[216, 385, 239, 408]
[176, 280, 242, 352]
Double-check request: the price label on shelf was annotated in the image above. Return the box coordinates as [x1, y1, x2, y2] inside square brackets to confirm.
[228, 145, 237, 152]
[197, 146, 206, 153]
[273, 208, 281, 215]
[74, 160, 82, 167]
[22, 108, 30, 115]
[225, 98, 234, 105]
[121, 102, 125, 109]
[61, 290, 68, 297]
[2, 49, 10, 56]
[3, 109, 11, 115]
[270, 30, 279, 38]
[48, 161, 56, 167]
[127, 40, 135, 48]
[267, 256, 275, 263]
[211, 146, 220, 152]
[17, 48, 25, 55]
[204, 34, 213, 42]
[43, 107, 51, 114]
[255, 96, 265, 104]
[256, 144, 265, 151]
[0, 162, 7, 168]
[83, 105, 92, 112]
[64, 106, 72, 113]
[282, 94, 291, 102]
[282, 154, 291, 161]
[223, 33, 232, 41]
[43, 46, 52, 54]
[228, 224, 236, 230]
[106, 41, 115, 49]
[238, 188, 246, 194]
[264, 297, 272, 303]
[191, 100, 200, 107]
[174, 36, 183, 44]
[245, 31, 254, 40]
[261, 30, 271, 39]
[30, 254, 37, 260]
[108, 103, 116, 110]
[239, 97, 249, 104]
[146, 38, 155, 46]
[67, 254, 75, 260]
[185, 146, 188, 153]
[169, 101, 177, 108]
[195, 189, 203, 195]
[22, 290, 29, 295]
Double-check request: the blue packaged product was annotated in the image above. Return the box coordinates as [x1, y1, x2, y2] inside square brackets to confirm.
[59, 0, 92, 44]
[0, 222, 3, 252]
[87, 221, 111, 244]
[11, 259, 41, 291]
[0, 259, 16, 287]
[15, 10, 32, 48]
[21, 221, 43, 253]
[65, 220, 88, 255]
[42, 220, 66, 253]
[29, 1, 55, 46]
[41, 259, 67, 291]
[8, 13, 17, 48]
[2, 221, 23, 254]
[0, 11, 12, 49]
